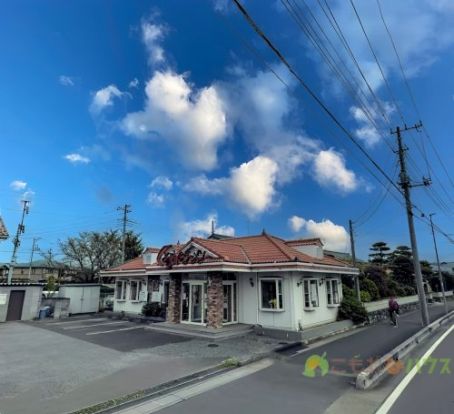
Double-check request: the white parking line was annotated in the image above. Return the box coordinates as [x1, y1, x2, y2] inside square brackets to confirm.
[376, 323, 454, 414]
[86, 326, 143, 336]
[46, 318, 108, 325]
[62, 321, 128, 330]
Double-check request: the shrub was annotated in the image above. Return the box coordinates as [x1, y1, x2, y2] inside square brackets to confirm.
[360, 278, 380, 301]
[142, 302, 162, 317]
[342, 284, 355, 299]
[360, 291, 371, 303]
[338, 296, 369, 324]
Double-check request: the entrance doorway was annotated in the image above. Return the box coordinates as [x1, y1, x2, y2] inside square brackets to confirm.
[6, 290, 25, 321]
[181, 282, 207, 324]
[223, 282, 237, 324]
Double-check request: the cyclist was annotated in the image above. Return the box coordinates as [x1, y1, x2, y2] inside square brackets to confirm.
[388, 294, 400, 327]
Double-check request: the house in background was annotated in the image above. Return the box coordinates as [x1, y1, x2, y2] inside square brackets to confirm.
[102, 233, 359, 332]
[0, 260, 66, 283]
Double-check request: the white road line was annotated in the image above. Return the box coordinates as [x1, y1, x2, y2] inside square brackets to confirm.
[62, 321, 128, 330]
[45, 318, 108, 325]
[376, 323, 454, 414]
[86, 326, 143, 336]
[113, 358, 274, 414]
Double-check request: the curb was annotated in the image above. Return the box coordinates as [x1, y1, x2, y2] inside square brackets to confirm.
[356, 309, 454, 390]
[302, 321, 368, 346]
[66, 353, 270, 414]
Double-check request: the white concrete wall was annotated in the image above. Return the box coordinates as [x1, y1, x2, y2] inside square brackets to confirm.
[237, 272, 258, 325]
[364, 295, 419, 312]
[0, 286, 43, 322]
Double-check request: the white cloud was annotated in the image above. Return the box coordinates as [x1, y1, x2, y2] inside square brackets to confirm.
[313, 149, 358, 193]
[150, 176, 173, 190]
[228, 156, 279, 218]
[178, 212, 234, 241]
[184, 155, 279, 218]
[59, 75, 74, 86]
[22, 189, 36, 202]
[90, 84, 124, 115]
[10, 180, 27, 191]
[129, 78, 139, 88]
[183, 175, 225, 195]
[122, 71, 227, 170]
[288, 216, 349, 251]
[64, 153, 91, 164]
[147, 192, 165, 207]
[288, 215, 305, 233]
[142, 19, 166, 65]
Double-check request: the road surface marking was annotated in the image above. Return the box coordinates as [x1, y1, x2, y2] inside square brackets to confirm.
[62, 321, 128, 330]
[86, 326, 143, 336]
[113, 358, 274, 414]
[376, 323, 454, 414]
[46, 318, 108, 325]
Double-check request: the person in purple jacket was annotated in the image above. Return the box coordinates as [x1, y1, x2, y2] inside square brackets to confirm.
[388, 295, 400, 327]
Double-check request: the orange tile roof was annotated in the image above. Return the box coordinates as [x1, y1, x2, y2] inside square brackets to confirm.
[104, 233, 351, 273]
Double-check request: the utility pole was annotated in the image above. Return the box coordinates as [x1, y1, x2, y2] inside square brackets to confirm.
[429, 213, 448, 315]
[27, 237, 41, 279]
[392, 123, 430, 326]
[117, 204, 132, 264]
[349, 219, 361, 302]
[7, 200, 30, 285]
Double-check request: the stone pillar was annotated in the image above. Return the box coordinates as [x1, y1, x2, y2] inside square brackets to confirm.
[166, 274, 182, 324]
[207, 272, 223, 329]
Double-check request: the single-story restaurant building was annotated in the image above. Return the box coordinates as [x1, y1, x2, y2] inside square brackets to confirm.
[101, 233, 359, 331]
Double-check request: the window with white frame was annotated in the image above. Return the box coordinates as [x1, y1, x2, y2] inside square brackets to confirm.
[116, 280, 126, 300]
[260, 278, 284, 310]
[303, 279, 319, 308]
[130, 280, 139, 301]
[326, 279, 340, 305]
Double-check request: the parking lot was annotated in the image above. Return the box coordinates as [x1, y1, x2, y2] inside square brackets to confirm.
[0, 316, 280, 414]
[33, 315, 190, 352]
[0, 317, 222, 414]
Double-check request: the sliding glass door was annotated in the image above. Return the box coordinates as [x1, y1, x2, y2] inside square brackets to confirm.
[181, 282, 206, 324]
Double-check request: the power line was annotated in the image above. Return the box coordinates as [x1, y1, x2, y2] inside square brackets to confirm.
[230, 0, 454, 247]
[232, 0, 402, 196]
[118, 204, 133, 264]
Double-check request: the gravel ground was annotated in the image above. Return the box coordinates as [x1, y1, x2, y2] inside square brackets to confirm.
[150, 333, 283, 361]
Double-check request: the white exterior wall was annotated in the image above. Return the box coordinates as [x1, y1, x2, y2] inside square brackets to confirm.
[293, 274, 343, 329]
[59, 285, 100, 314]
[237, 272, 343, 331]
[113, 277, 167, 314]
[237, 272, 296, 331]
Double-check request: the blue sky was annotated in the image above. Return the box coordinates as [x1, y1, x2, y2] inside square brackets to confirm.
[1, 0, 454, 265]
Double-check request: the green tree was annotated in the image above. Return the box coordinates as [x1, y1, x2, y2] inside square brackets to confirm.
[363, 264, 388, 298]
[389, 246, 414, 287]
[368, 242, 391, 266]
[124, 231, 144, 261]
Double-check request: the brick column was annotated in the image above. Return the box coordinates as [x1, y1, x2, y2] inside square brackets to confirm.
[207, 272, 224, 329]
[166, 274, 182, 324]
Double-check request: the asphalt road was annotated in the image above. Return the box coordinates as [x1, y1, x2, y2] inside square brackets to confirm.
[385, 323, 454, 414]
[156, 303, 454, 414]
